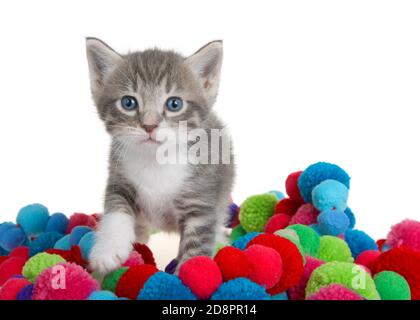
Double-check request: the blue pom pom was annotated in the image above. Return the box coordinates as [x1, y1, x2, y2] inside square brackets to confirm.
[137, 271, 196, 300]
[271, 292, 289, 300]
[0, 246, 8, 255]
[54, 234, 71, 250]
[312, 179, 349, 212]
[211, 278, 269, 300]
[232, 232, 261, 250]
[29, 232, 63, 256]
[78, 231, 95, 259]
[0, 222, 15, 235]
[88, 290, 119, 300]
[298, 162, 350, 203]
[317, 210, 350, 236]
[16, 284, 34, 300]
[344, 229, 378, 258]
[344, 207, 356, 229]
[17, 204, 50, 236]
[268, 190, 285, 200]
[0, 226, 26, 251]
[45, 213, 69, 234]
[69, 226, 92, 245]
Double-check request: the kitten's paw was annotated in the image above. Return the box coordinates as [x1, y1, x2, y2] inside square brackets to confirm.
[89, 240, 132, 274]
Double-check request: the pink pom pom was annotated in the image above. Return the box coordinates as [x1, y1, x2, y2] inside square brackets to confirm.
[0, 278, 31, 300]
[245, 244, 283, 289]
[386, 219, 420, 252]
[66, 213, 97, 234]
[307, 284, 364, 300]
[265, 214, 290, 233]
[32, 262, 99, 300]
[288, 256, 324, 300]
[123, 251, 144, 267]
[0, 257, 26, 286]
[355, 250, 381, 270]
[179, 256, 222, 299]
[289, 204, 319, 226]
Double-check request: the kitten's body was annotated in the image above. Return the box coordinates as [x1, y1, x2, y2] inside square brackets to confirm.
[86, 39, 234, 274]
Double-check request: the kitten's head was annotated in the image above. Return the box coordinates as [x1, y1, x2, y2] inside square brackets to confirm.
[86, 38, 223, 146]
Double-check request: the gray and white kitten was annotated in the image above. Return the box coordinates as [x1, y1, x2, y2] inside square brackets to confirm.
[85, 38, 235, 274]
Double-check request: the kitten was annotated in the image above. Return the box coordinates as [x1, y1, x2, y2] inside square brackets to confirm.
[85, 38, 235, 274]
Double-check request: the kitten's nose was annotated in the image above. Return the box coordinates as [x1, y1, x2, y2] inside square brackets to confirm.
[142, 124, 158, 133]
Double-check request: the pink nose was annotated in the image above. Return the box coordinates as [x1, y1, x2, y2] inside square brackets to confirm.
[142, 124, 158, 133]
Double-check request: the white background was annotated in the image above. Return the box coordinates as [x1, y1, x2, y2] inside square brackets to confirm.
[1, 0, 420, 265]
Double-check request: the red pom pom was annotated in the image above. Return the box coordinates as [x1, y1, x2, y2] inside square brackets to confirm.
[0, 257, 26, 286]
[265, 214, 290, 233]
[66, 213, 97, 234]
[247, 233, 304, 294]
[46, 245, 87, 268]
[275, 198, 300, 216]
[133, 243, 156, 266]
[9, 246, 29, 261]
[0, 256, 8, 266]
[179, 256, 222, 299]
[115, 264, 158, 299]
[372, 246, 420, 300]
[0, 278, 31, 300]
[214, 246, 252, 281]
[376, 239, 386, 251]
[285, 171, 304, 204]
[245, 244, 283, 289]
[355, 250, 381, 270]
[288, 256, 324, 300]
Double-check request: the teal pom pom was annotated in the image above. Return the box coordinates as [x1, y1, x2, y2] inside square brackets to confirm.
[345, 207, 356, 229]
[268, 190, 285, 200]
[232, 232, 261, 250]
[45, 213, 69, 234]
[317, 210, 350, 236]
[312, 179, 349, 212]
[17, 204, 50, 236]
[88, 290, 119, 300]
[271, 292, 288, 300]
[211, 278, 269, 300]
[79, 231, 95, 259]
[29, 232, 63, 256]
[54, 234, 71, 250]
[344, 229, 378, 258]
[69, 226, 92, 245]
[137, 272, 196, 300]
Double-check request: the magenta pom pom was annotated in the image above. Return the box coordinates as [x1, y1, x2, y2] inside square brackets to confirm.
[386, 219, 420, 252]
[307, 284, 364, 300]
[288, 256, 324, 300]
[123, 251, 145, 267]
[0, 278, 31, 300]
[289, 204, 319, 226]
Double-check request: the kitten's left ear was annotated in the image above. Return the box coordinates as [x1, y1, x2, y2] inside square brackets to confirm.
[185, 40, 223, 104]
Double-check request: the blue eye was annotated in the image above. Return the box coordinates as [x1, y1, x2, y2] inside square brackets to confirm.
[120, 96, 138, 111]
[165, 97, 184, 112]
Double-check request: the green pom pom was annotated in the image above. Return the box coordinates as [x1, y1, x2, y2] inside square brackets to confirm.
[319, 235, 353, 263]
[287, 224, 321, 258]
[374, 271, 411, 300]
[102, 268, 128, 292]
[230, 224, 247, 242]
[22, 252, 66, 282]
[274, 229, 306, 264]
[239, 194, 277, 232]
[306, 261, 379, 300]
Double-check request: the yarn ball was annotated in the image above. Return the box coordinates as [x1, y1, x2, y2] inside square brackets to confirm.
[46, 245, 87, 267]
[0, 222, 14, 237]
[306, 261, 379, 300]
[274, 198, 300, 216]
[69, 226, 93, 245]
[0, 256, 26, 285]
[307, 284, 364, 300]
[33, 262, 99, 300]
[0, 225, 26, 252]
[285, 171, 304, 203]
[123, 251, 144, 267]
[355, 250, 381, 270]
[230, 224, 247, 242]
[88, 290, 119, 300]
[228, 203, 240, 228]
[317, 210, 350, 236]
[214, 246, 252, 281]
[16, 203, 50, 236]
[372, 246, 420, 300]
[54, 234, 71, 250]
[311, 179, 349, 212]
[16, 284, 34, 300]
[298, 162, 350, 203]
[232, 232, 260, 250]
[9, 246, 30, 260]
[245, 244, 283, 289]
[45, 213, 69, 235]
[164, 259, 178, 274]
[345, 207, 356, 229]
[210, 277, 269, 300]
[287, 224, 321, 257]
[247, 233, 304, 294]
[374, 271, 411, 300]
[66, 213, 97, 234]
[22, 252, 65, 282]
[179, 256, 222, 300]
[268, 190, 285, 200]
[115, 264, 158, 299]
[29, 232, 63, 257]
[344, 229, 378, 258]
[288, 256, 324, 300]
[0, 277, 31, 300]
[138, 271, 196, 300]
[102, 267, 128, 292]
[289, 204, 319, 226]
[239, 194, 277, 232]
[264, 214, 290, 233]
[133, 243, 156, 266]
[386, 219, 420, 252]
[319, 235, 353, 263]
[78, 231, 95, 260]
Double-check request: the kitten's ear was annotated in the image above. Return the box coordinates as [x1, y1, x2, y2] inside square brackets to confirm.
[185, 40, 223, 103]
[86, 37, 122, 94]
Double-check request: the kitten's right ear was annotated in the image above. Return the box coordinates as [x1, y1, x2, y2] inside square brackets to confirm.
[86, 38, 122, 93]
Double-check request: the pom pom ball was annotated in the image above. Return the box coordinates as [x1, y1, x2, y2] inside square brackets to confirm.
[54, 234, 71, 250]
[317, 210, 350, 236]
[29, 232, 63, 257]
[298, 162, 350, 203]
[274, 198, 300, 216]
[78, 231, 95, 260]
[211, 277, 269, 300]
[287, 224, 320, 257]
[133, 243, 156, 266]
[16, 203, 50, 236]
[232, 232, 260, 250]
[344, 229, 378, 258]
[311, 179, 349, 212]
[288, 256, 324, 300]
[285, 171, 304, 203]
[179, 256, 222, 300]
[0, 256, 26, 285]
[374, 271, 411, 300]
[69, 226, 92, 245]
[22, 252, 65, 282]
[88, 290, 119, 300]
[16, 284, 34, 300]
[307, 284, 363, 300]
[345, 207, 356, 229]
[123, 251, 144, 267]
[289, 204, 319, 226]
[230, 224, 247, 242]
[0, 277, 31, 300]
[355, 250, 381, 270]
[239, 194, 277, 232]
[264, 214, 290, 233]
[45, 212, 69, 234]
[214, 246, 252, 281]
[66, 213, 97, 234]
[9, 246, 29, 260]
[0, 225, 26, 252]
[268, 190, 285, 200]
[115, 264, 158, 300]
[102, 267, 128, 292]
[386, 219, 420, 252]
[319, 235, 353, 263]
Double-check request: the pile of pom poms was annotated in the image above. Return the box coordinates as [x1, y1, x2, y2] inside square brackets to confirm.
[1, 161, 419, 300]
